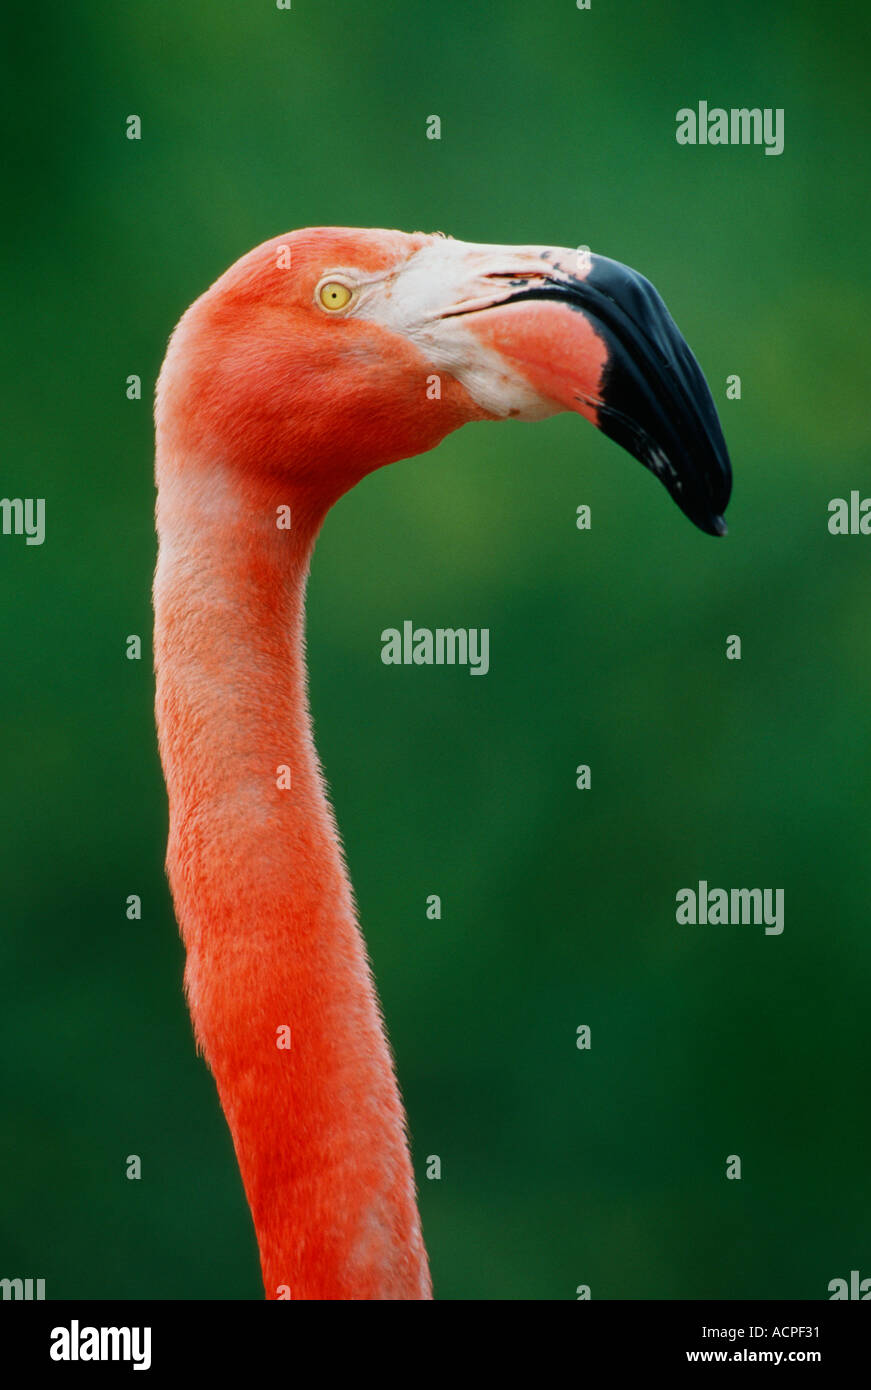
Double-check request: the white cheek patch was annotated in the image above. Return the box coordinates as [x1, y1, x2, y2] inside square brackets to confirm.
[414, 318, 559, 421]
[354, 239, 563, 422]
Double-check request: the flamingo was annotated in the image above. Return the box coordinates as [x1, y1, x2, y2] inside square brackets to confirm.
[153, 227, 731, 1300]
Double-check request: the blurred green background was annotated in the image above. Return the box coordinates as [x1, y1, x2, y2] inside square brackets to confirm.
[2, 0, 870, 1300]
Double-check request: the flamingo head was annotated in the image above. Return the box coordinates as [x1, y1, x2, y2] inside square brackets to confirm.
[157, 226, 731, 534]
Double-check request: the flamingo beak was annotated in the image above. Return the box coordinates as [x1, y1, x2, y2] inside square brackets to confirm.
[429, 245, 732, 536]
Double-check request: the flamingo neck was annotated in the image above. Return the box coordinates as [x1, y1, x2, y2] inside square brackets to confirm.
[153, 456, 431, 1300]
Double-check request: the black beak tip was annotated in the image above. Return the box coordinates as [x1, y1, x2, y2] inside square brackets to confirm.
[677, 483, 733, 536]
[560, 254, 735, 541]
[691, 509, 728, 537]
[497, 255, 735, 539]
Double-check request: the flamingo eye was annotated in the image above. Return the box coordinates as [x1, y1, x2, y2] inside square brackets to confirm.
[318, 281, 353, 311]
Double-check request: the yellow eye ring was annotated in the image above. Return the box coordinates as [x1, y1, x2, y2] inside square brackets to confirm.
[318, 281, 353, 311]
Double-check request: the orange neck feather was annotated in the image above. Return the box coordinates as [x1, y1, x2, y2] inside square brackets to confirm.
[154, 453, 430, 1299]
